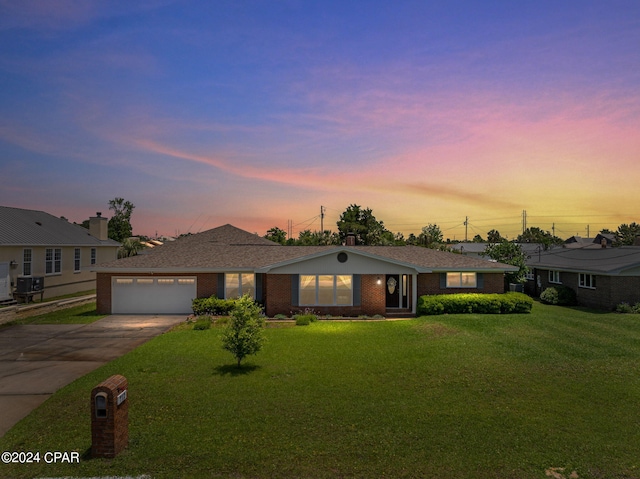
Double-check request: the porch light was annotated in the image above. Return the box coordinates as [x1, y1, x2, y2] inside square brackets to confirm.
[376, 277, 382, 285]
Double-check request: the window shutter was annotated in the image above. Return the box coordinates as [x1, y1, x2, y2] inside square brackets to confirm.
[440, 273, 447, 289]
[217, 273, 225, 298]
[353, 274, 361, 306]
[477, 273, 484, 289]
[291, 274, 299, 307]
[255, 273, 264, 302]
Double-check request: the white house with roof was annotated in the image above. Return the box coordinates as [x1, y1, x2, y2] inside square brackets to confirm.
[0, 206, 120, 302]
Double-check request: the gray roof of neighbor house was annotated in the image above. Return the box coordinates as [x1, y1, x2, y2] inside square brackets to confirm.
[94, 224, 517, 273]
[527, 245, 640, 275]
[0, 206, 120, 247]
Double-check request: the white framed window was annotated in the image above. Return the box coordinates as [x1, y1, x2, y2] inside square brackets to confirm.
[549, 270, 561, 284]
[225, 273, 255, 299]
[446, 272, 477, 288]
[91, 248, 97, 265]
[23, 249, 32, 276]
[579, 273, 596, 289]
[74, 248, 81, 272]
[46, 248, 62, 274]
[299, 274, 352, 306]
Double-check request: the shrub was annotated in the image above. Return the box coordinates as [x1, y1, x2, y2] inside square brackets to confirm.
[192, 296, 237, 316]
[295, 314, 317, 325]
[192, 316, 212, 330]
[616, 302, 640, 314]
[540, 286, 577, 306]
[273, 314, 289, 320]
[221, 295, 265, 367]
[417, 293, 533, 316]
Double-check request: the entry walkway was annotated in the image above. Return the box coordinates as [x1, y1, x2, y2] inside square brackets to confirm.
[0, 315, 185, 437]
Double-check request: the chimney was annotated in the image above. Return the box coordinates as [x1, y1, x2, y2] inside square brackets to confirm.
[601, 238, 607, 248]
[346, 233, 356, 246]
[89, 212, 108, 241]
[634, 235, 640, 247]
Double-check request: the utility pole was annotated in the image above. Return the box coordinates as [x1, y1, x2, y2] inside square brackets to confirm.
[464, 216, 468, 242]
[552, 223, 555, 237]
[320, 205, 325, 233]
[522, 210, 527, 234]
[586, 225, 590, 238]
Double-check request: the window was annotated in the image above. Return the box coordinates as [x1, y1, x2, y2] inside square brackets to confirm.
[91, 248, 97, 265]
[446, 272, 477, 288]
[225, 273, 255, 299]
[300, 275, 352, 306]
[178, 278, 195, 285]
[549, 270, 561, 284]
[46, 248, 62, 274]
[74, 248, 81, 272]
[137, 278, 154, 285]
[23, 249, 32, 276]
[116, 278, 133, 285]
[157, 279, 175, 285]
[579, 274, 596, 289]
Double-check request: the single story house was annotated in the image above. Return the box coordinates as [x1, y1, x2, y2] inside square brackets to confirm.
[0, 206, 120, 301]
[94, 224, 517, 316]
[525, 243, 640, 310]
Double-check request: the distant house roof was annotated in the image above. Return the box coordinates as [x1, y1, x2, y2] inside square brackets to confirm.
[0, 206, 120, 247]
[527, 245, 640, 275]
[450, 242, 544, 256]
[95, 224, 517, 273]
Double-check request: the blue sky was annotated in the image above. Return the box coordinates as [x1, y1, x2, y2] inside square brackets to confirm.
[1, 1, 639, 240]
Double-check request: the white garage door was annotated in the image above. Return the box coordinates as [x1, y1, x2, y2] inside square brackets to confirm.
[112, 277, 197, 314]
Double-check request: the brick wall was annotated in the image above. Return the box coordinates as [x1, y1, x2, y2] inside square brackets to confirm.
[91, 374, 128, 458]
[531, 268, 640, 310]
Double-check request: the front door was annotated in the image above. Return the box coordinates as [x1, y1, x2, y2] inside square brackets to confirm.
[385, 274, 400, 308]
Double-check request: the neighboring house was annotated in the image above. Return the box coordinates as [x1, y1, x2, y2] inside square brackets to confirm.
[0, 206, 120, 301]
[525, 243, 640, 310]
[94, 224, 517, 316]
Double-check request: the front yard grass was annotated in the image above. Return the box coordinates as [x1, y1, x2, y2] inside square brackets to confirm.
[3, 302, 105, 326]
[1, 302, 639, 478]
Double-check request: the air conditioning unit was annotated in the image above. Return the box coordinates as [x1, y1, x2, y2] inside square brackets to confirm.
[16, 276, 44, 293]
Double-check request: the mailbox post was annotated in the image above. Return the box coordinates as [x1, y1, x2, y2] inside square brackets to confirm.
[91, 374, 128, 458]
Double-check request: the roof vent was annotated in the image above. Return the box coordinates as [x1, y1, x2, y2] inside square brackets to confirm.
[35, 221, 42, 226]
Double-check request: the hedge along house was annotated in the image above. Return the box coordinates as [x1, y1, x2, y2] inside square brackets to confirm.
[94, 224, 517, 316]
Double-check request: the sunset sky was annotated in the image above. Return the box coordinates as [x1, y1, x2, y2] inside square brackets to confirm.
[1, 1, 639, 241]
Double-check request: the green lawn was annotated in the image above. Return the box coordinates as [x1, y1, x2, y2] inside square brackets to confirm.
[1, 303, 639, 478]
[2, 302, 105, 326]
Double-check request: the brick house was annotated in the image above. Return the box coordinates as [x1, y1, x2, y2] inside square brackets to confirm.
[525, 242, 640, 310]
[0, 206, 120, 301]
[94, 224, 517, 316]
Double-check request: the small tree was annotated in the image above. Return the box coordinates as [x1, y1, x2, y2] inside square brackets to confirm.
[221, 295, 265, 367]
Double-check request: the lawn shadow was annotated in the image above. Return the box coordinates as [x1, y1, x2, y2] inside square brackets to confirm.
[214, 364, 261, 376]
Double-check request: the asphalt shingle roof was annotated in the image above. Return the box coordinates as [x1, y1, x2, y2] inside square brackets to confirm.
[95, 224, 516, 272]
[527, 245, 640, 275]
[0, 206, 119, 246]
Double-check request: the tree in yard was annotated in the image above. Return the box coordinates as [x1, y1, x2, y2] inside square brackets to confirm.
[614, 222, 640, 246]
[336, 204, 390, 245]
[418, 223, 443, 248]
[487, 229, 503, 243]
[484, 241, 529, 284]
[221, 295, 266, 368]
[264, 226, 287, 245]
[118, 237, 144, 258]
[107, 197, 135, 242]
[516, 226, 563, 250]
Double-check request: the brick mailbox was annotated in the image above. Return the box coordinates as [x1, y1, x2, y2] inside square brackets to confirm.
[91, 374, 128, 458]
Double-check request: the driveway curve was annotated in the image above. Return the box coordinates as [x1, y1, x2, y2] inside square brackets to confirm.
[0, 315, 185, 437]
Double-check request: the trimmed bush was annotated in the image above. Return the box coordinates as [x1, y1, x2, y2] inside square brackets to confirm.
[295, 314, 317, 325]
[540, 286, 577, 306]
[417, 293, 533, 316]
[192, 296, 238, 316]
[192, 316, 212, 330]
[616, 302, 640, 314]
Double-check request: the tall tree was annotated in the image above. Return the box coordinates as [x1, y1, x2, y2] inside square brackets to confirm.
[336, 204, 389, 245]
[487, 229, 503, 243]
[614, 222, 640, 246]
[107, 197, 135, 242]
[264, 227, 287, 245]
[418, 224, 443, 248]
[516, 227, 563, 250]
[484, 241, 529, 284]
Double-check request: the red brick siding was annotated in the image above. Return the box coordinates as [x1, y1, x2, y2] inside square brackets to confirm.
[91, 374, 128, 458]
[417, 272, 505, 296]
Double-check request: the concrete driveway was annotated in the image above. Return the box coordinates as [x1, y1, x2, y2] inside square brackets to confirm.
[0, 315, 185, 437]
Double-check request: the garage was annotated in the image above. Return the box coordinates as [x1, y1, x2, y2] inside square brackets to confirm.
[112, 277, 196, 314]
